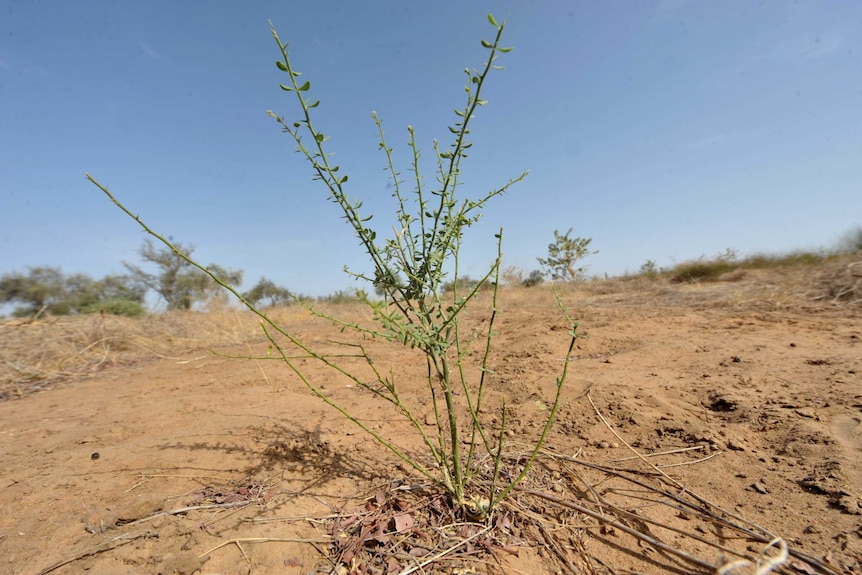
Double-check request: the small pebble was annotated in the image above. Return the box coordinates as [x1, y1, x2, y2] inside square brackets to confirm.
[751, 482, 769, 494]
[91, 452, 100, 460]
[597, 441, 610, 449]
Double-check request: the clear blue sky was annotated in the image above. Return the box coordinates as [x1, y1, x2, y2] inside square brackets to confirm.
[2, 1, 860, 298]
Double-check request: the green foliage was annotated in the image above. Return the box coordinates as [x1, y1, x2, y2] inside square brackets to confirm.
[243, 277, 294, 308]
[81, 299, 146, 317]
[124, 240, 243, 310]
[0, 267, 145, 317]
[88, 14, 578, 518]
[537, 228, 596, 282]
[264, 14, 578, 514]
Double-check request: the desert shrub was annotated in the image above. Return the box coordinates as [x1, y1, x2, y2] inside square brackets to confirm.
[740, 251, 826, 269]
[669, 259, 738, 283]
[441, 276, 481, 293]
[81, 299, 146, 317]
[88, 14, 576, 517]
[835, 226, 862, 254]
[523, 269, 545, 287]
[638, 259, 659, 280]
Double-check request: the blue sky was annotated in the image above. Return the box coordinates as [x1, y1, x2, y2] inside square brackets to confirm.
[2, 1, 860, 299]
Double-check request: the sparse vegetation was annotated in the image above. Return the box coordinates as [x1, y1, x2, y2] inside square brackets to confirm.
[537, 228, 596, 282]
[669, 249, 831, 283]
[835, 225, 862, 253]
[242, 277, 294, 308]
[523, 269, 545, 287]
[638, 259, 659, 280]
[0, 266, 145, 317]
[124, 240, 243, 311]
[87, 14, 577, 520]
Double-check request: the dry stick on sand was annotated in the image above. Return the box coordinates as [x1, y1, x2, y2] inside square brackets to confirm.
[124, 500, 253, 526]
[36, 530, 156, 575]
[551, 453, 841, 575]
[397, 526, 493, 575]
[586, 392, 781, 541]
[577, 393, 840, 575]
[199, 537, 332, 562]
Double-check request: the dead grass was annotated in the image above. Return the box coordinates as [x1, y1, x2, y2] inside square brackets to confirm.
[0, 305, 313, 399]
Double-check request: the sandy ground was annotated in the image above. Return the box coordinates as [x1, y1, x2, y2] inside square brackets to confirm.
[1, 274, 860, 574]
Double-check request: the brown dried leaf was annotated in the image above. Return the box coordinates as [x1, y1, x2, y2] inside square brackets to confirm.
[391, 513, 415, 533]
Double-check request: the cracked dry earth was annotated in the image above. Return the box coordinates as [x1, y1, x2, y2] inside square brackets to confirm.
[0, 277, 860, 574]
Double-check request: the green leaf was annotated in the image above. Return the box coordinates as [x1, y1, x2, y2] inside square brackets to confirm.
[315, 133, 324, 143]
[481, 39, 493, 48]
[308, 99, 320, 108]
[298, 80, 311, 91]
[276, 61, 288, 71]
[279, 83, 293, 91]
[476, 99, 488, 106]
[499, 46, 513, 53]
[487, 13, 498, 27]
[340, 175, 348, 184]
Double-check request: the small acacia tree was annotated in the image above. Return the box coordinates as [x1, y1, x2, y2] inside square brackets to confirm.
[538, 228, 596, 281]
[124, 240, 243, 310]
[243, 277, 293, 308]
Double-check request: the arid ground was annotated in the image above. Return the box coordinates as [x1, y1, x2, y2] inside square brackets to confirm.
[1, 261, 860, 574]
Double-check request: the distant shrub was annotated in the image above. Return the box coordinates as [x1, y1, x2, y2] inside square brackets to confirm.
[741, 251, 825, 269]
[638, 259, 659, 280]
[317, 289, 368, 304]
[670, 249, 829, 283]
[835, 226, 862, 254]
[81, 299, 146, 317]
[522, 270, 544, 287]
[441, 276, 482, 293]
[670, 259, 737, 283]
